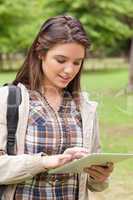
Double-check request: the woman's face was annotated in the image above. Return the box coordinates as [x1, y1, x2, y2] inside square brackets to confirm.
[41, 42, 85, 92]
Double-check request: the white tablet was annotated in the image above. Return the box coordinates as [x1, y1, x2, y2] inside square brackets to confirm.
[48, 153, 133, 174]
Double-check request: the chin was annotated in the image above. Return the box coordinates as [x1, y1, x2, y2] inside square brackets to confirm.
[56, 83, 69, 90]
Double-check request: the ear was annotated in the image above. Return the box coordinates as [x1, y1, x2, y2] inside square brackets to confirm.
[38, 51, 46, 60]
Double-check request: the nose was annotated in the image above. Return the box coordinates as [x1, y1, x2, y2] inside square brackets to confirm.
[63, 63, 74, 75]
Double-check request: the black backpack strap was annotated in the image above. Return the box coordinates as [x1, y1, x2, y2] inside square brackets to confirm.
[0, 85, 21, 198]
[0, 185, 7, 198]
[6, 85, 22, 155]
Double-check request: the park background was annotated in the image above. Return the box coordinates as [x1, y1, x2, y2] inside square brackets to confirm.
[0, 0, 133, 199]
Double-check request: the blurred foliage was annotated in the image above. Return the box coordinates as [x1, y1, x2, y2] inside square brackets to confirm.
[43, 0, 133, 56]
[0, 0, 133, 56]
[0, 0, 46, 53]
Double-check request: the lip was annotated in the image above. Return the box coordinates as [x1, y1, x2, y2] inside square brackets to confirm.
[58, 75, 71, 82]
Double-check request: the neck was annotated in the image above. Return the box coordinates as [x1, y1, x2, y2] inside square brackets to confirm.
[43, 85, 63, 97]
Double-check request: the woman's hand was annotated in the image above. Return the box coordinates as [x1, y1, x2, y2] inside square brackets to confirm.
[42, 154, 72, 169]
[84, 163, 114, 183]
[63, 147, 89, 159]
[42, 147, 89, 169]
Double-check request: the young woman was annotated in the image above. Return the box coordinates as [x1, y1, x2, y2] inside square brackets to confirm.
[0, 15, 113, 200]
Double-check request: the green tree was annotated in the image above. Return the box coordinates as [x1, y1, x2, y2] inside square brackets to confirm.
[1, 0, 133, 54]
[43, 0, 133, 52]
[0, 0, 45, 54]
[0, 0, 46, 70]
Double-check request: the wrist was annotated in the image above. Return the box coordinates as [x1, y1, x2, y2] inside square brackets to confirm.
[41, 152, 49, 172]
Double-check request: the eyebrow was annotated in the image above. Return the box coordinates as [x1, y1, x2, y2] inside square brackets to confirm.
[54, 55, 84, 60]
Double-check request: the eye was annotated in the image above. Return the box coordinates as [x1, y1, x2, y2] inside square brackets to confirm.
[56, 59, 66, 64]
[73, 61, 82, 66]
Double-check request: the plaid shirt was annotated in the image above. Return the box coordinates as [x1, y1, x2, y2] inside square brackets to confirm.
[14, 90, 83, 200]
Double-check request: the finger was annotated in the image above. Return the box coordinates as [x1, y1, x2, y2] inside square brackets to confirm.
[58, 159, 70, 166]
[84, 168, 108, 182]
[84, 166, 107, 177]
[84, 168, 100, 179]
[64, 147, 89, 155]
[90, 164, 113, 175]
[73, 147, 89, 153]
[100, 163, 114, 174]
[106, 162, 114, 172]
[58, 154, 72, 160]
[73, 152, 88, 159]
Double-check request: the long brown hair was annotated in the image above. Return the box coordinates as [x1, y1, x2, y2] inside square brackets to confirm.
[13, 15, 90, 106]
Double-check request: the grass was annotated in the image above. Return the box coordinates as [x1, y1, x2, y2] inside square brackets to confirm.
[0, 71, 16, 85]
[0, 67, 133, 199]
[81, 69, 133, 200]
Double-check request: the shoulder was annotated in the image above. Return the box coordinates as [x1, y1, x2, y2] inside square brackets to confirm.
[0, 86, 9, 123]
[17, 83, 29, 100]
[0, 83, 29, 100]
[18, 83, 29, 93]
[0, 85, 9, 94]
[0, 83, 29, 107]
[17, 83, 29, 107]
[0, 85, 9, 105]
